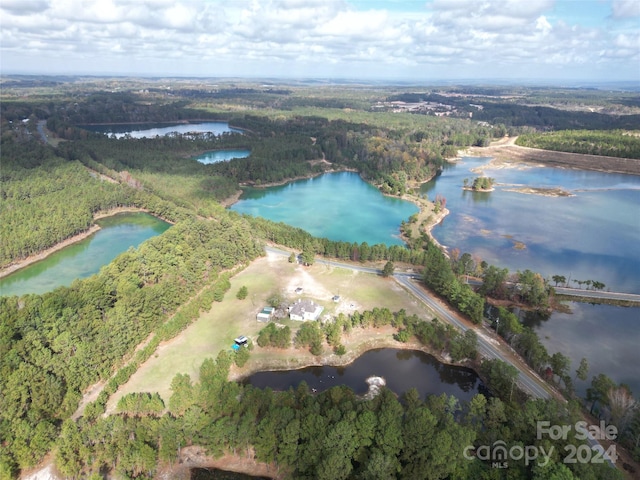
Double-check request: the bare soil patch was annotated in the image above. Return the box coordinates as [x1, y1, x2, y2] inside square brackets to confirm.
[108, 250, 430, 408]
[503, 186, 573, 197]
[157, 447, 284, 480]
[468, 136, 640, 176]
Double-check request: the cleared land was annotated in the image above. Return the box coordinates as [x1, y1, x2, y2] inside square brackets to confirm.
[108, 250, 432, 410]
[467, 136, 640, 176]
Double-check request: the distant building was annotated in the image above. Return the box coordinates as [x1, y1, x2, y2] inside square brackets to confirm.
[289, 299, 324, 321]
[256, 306, 275, 322]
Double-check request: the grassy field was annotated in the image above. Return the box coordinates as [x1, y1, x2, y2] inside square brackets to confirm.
[108, 250, 433, 409]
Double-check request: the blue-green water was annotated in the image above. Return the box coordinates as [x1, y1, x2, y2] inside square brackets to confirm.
[231, 172, 419, 246]
[195, 149, 250, 164]
[81, 122, 242, 139]
[419, 157, 640, 396]
[421, 157, 640, 294]
[0, 213, 170, 297]
[523, 302, 640, 397]
[231, 162, 639, 396]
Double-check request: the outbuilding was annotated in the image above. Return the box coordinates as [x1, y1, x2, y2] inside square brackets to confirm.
[256, 306, 275, 322]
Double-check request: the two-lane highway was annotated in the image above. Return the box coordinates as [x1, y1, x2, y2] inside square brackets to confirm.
[266, 246, 552, 399]
[394, 274, 551, 399]
[265, 246, 624, 468]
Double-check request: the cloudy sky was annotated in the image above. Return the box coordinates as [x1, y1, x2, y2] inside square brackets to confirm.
[1, 0, 639, 82]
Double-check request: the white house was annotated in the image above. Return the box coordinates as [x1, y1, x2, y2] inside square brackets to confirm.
[289, 299, 324, 321]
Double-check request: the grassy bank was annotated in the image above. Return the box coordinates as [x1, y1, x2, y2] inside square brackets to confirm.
[108, 249, 434, 408]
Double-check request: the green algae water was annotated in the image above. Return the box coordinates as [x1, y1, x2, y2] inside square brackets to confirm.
[231, 172, 418, 246]
[0, 213, 170, 297]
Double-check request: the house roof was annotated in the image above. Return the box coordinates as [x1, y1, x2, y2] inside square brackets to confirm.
[289, 299, 320, 318]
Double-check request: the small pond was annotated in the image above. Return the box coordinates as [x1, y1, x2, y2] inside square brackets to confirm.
[243, 348, 484, 403]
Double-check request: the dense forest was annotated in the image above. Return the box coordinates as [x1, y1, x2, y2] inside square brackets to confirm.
[52, 349, 620, 480]
[0, 217, 263, 473]
[1, 79, 639, 479]
[516, 130, 640, 159]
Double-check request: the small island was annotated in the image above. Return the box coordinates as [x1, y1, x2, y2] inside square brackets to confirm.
[463, 176, 495, 192]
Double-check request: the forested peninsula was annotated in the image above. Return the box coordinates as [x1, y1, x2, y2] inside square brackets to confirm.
[1, 78, 639, 480]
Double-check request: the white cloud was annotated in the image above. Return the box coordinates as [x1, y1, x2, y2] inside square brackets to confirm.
[0, 0, 49, 15]
[0, 0, 637, 81]
[611, 0, 640, 19]
[535, 15, 552, 34]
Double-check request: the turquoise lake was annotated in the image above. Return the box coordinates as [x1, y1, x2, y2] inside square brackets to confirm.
[195, 149, 251, 164]
[0, 213, 170, 297]
[231, 172, 419, 246]
[231, 162, 640, 396]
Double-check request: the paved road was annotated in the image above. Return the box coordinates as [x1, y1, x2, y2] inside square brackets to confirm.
[266, 246, 619, 468]
[466, 278, 640, 304]
[394, 274, 551, 399]
[554, 286, 640, 303]
[265, 246, 551, 399]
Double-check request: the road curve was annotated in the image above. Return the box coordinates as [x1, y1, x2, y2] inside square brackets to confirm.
[266, 247, 624, 468]
[265, 246, 552, 399]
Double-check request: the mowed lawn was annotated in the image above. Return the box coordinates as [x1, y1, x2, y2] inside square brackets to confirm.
[108, 251, 432, 408]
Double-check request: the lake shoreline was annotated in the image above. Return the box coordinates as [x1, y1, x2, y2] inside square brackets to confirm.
[228, 324, 477, 385]
[0, 207, 158, 280]
[224, 168, 453, 257]
[465, 136, 640, 177]
[222, 167, 366, 207]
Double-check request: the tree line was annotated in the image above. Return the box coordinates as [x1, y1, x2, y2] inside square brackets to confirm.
[0, 217, 263, 474]
[516, 129, 640, 159]
[52, 347, 620, 480]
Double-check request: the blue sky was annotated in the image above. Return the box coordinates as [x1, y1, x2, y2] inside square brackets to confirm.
[1, 0, 638, 82]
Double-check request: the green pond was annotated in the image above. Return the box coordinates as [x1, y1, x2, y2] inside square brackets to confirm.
[0, 213, 170, 297]
[231, 172, 419, 246]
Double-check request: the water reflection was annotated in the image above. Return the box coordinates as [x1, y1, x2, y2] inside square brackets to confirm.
[195, 149, 250, 164]
[80, 122, 242, 139]
[242, 348, 483, 402]
[421, 156, 640, 293]
[0, 213, 170, 297]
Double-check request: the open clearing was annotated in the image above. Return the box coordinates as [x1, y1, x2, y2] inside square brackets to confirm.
[108, 250, 432, 410]
[467, 136, 640, 176]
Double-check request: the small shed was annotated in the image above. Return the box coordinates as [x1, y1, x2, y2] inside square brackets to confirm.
[256, 306, 275, 322]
